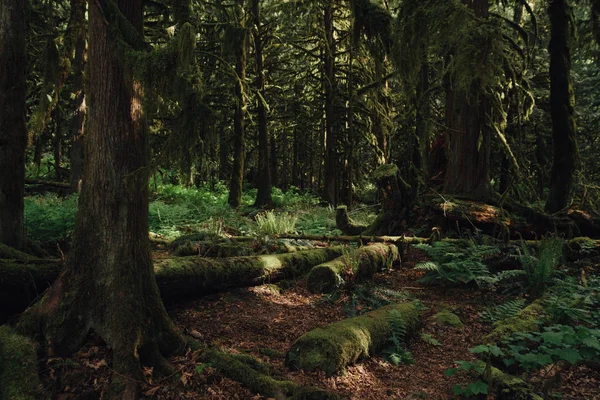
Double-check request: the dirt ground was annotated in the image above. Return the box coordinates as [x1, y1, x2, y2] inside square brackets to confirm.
[39, 247, 600, 400]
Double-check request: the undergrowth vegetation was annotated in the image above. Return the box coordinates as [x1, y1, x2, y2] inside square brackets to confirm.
[23, 184, 373, 243]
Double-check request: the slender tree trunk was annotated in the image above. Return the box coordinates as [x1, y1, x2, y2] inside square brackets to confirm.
[270, 130, 278, 187]
[68, 0, 87, 191]
[228, 0, 248, 208]
[322, 0, 337, 204]
[20, 1, 184, 398]
[0, 0, 27, 249]
[443, 0, 492, 200]
[252, 0, 272, 207]
[545, 0, 577, 213]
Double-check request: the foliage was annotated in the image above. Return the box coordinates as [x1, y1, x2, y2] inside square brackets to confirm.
[479, 299, 527, 324]
[444, 360, 488, 398]
[340, 284, 411, 318]
[24, 194, 78, 243]
[381, 309, 414, 366]
[414, 242, 500, 286]
[255, 210, 298, 236]
[519, 236, 564, 297]
[420, 333, 441, 347]
[544, 275, 600, 326]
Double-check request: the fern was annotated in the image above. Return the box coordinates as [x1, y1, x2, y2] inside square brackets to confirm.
[420, 333, 442, 346]
[519, 236, 563, 297]
[382, 310, 414, 366]
[342, 284, 410, 317]
[479, 299, 526, 324]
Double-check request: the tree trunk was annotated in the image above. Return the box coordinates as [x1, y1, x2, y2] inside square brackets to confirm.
[67, 0, 87, 192]
[322, 0, 338, 204]
[252, 0, 273, 207]
[228, 0, 248, 208]
[545, 0, 577, 213]
[0, 0, 27, 250]
[443, 0, 492, 200]
[18, 2, 185, 398]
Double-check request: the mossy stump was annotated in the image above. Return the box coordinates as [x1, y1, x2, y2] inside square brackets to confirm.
[335, 206, 367, 236]
[306, 243, 399, 294]
[285, 302, 421, 376]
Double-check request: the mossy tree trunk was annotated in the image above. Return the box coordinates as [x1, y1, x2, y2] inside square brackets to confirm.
[229, 0, 248, 208]
[19, 2, 185, 398]
[0, 0, 27, 250]
[252, 0, 273, 207]
[442, 0, 492, 200]
[545, 0, 577, 213]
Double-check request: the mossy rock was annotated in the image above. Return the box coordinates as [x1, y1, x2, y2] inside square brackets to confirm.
[430, 311, 463, 327]
[0, 325, 43, 400]
[286, 302, 421, 376]
[484, 299, 546, 342]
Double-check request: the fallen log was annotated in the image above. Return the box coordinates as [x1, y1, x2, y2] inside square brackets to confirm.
[306, 243, 399, 293]
[285, 302, 422, 376]
[1, 247, 344, 321]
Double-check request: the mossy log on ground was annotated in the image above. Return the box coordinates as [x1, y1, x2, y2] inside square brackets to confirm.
[200, 347, 342, 400]
[477, 361, 542, 400]
[335, 205, 368, 235]
[285, 302, 422, 376]
[172, 241, 254, 257]
[306, 243, 399, 293]
[0, 325, 44, 400]
[155, 247, 344, 298]
[484, 298, 547, 343]
[0, 247, 343, 321]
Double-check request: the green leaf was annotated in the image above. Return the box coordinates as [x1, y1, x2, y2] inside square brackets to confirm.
[555, 348, 582, 364]
[469, 380, 489, 395]
[445, 368, 458, 377]
[195, 363, 211, 374]
[470, 345, 491, 354]
[541, 331, 565, 345]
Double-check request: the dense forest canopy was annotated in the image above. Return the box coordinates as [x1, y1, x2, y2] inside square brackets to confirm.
[1, 0, 600, 399]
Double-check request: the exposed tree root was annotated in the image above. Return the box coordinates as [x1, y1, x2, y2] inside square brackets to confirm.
[306, 243, 399, 293]
[285, 302, 422, 376]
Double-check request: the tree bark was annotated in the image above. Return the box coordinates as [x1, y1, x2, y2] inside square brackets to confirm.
[545, 0, 577, 213]
[322, 0, 338, 204]
[18, 2, 185, 398]
[0, 0, 27, 249]
[252, 0, 273, 207]
[228, 0, 248, 208]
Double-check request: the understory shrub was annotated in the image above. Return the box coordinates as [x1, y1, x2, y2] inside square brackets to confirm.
[255, 210, 298, 236]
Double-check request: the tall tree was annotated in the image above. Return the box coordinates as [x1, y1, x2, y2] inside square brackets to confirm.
[322, 0, 338, 204]
[228, 0, 248, 208]
[545, 0, 577, 213]
[0, 0, 27, 249]
[20, 1, 184, 397]
[252, 0, 273, 207]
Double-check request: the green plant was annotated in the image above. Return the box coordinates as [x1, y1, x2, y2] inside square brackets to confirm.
[24, 193, 78, 243]
[255, 210, 298, 236]
[341, 284, 410, 317]
[381, 309, 414, 366]
[414, 242, 499, 287]
[544, 276, 600, 326]
[444, 360, 489, 398]
[478, 299, 526, 324]
[420, 333, 441, 346]
[519, 236, 563, 297]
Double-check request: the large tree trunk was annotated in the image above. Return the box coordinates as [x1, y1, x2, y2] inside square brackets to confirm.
[252, 0, 273, 207]
[228, 0, 248, 208]
[0, 0, 27, 249]
[442, 0, 492, 200]
[545, 0, 577, 213]
[18, 2, 185, 398]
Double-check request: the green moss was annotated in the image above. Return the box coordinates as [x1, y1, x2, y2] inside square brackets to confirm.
[431, 310, 463, 327]
[487, 364, 543, 400]
[306, 244, 398, 294]
[484, 300, 546, 342]
[0, 326, 43, 400]
[372, 164, 399, 180]
[286, 302, 421, 376]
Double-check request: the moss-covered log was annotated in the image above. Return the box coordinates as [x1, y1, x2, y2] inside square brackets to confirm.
[200, 347, 342, 400]
[335, 205, 368, 235]
[154, 247, 344, 298]
[286, 302, 422, 376]
[487, 364, 543, 400]
[306, 243, 398, 293]
[1, 247, 343, 321]
[0, 325, 44, 400]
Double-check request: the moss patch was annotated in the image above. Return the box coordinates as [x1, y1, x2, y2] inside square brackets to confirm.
[0, 325, 43, 400]
[484, 299, 546, 342]
[431, 310, 463, 327]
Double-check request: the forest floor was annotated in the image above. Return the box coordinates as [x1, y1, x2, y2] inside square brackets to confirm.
[38, 246, 600, 400]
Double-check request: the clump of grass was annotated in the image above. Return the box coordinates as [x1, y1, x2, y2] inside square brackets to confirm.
[255, 210, 298, 235]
